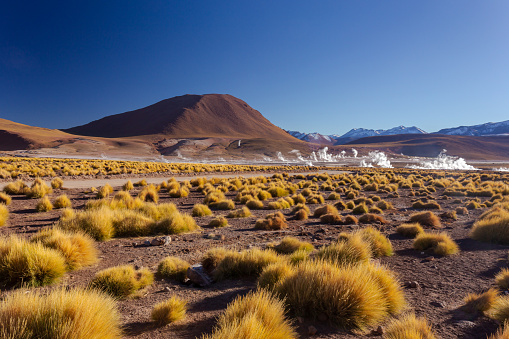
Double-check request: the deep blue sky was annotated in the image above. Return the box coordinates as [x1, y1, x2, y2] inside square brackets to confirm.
[2, 1, 509, 135]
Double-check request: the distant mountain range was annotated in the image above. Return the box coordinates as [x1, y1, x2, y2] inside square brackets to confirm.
[288, 120, 509, 145]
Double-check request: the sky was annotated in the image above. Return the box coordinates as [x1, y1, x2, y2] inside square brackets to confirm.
[1, 1, 509, 136]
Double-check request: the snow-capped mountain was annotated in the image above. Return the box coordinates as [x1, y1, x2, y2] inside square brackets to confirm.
[287, 130, 335, 144]
[436, 120, 509, 136]
[334, 126, 427, 144]
[288, 126, 427, 145]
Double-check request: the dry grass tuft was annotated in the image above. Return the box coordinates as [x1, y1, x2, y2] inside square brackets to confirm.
[157, 256, 190, 282]
[409, 211, 441, 228]
[209, 216, 229, 228]
[201, 289, 297, 339]
[51, 177, 64, 189]
[31, 228, 98, 270]
[320, 213, 343, 225]
[202, 247, 229, 273]
[271, 237, 314, 254]
[413, 232, 459, 256]
[192, 203, 213, 217]
[384, 313, 437, 339]
[497, 269, 509, 290]
[0, 288, 122, 339]
[255, 212, 288, 230]
[313, 204, 338, 218]
[470, 205, 509, 244]
[396, 223, 424, 238]
[463, 288, 498, 313]
[53, 194, 72, 209]
[36, 196, 53, 212]
[358, 213, 388, 224]
[0, 205, 8, 227]
[227, 206, 252, 218]
[90, 265, 154, 298]
[0, 235, 66, 287]
[213, 248, 283, 281]
[0, 192, 12, 205]
[152, 296, 187, 326]
[318, 235, 371, 266]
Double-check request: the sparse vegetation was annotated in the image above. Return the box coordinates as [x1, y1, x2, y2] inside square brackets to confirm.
[90, 265, 154, 298]
[157, 256, 190, 282]
[413, 232, 459, 256]
[152, 296, 187, 326]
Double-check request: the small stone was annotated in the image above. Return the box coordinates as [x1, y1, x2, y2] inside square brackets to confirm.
[187, 264, 213, 287]
[405, 281, 420, 289]
[425, 256, 435, 261]
[131, 242, 138, 247]
[143, 240, 151, 246]
[431, 301, 447, 308]
[214, 234, 225, 241]
[308, 325, 317, 336]
[164, 286, 171, 292]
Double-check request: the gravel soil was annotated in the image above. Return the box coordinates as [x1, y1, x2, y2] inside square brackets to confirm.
[0, 172, 506, 338]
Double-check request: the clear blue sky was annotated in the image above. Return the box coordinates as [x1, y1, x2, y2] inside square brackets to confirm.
[2, 1, 509, 135]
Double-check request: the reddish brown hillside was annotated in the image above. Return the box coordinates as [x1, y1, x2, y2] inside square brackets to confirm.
[346, 134, 509, 160]
[64, 94, 300, 142]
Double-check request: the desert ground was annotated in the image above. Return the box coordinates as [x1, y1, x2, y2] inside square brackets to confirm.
[1, 161, 509, 338]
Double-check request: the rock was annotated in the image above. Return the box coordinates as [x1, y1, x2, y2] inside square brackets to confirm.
[455, 320, 476, 329]
[308, 325, 317, 336]
[424, 256, 435, 262]
[431, 301, 447, 308]
[143, 240, 151, 246]
[151, 236, 171, 246]
[405, 281, 420, 289]
[164, 286, 171, 292]
[371, 325, 384, 335]
[131, 242, 138, 247]
[187, 264, 213, 287]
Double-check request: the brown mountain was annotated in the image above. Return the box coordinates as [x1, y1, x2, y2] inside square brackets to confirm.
[346, 134, 509, 160]
[64, 94, 299, 142]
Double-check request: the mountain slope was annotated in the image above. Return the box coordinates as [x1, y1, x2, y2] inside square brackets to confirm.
[346, 134, 509, 160]
[333, 126, 427, 145]
[64, 94, 300, 142]
[436, 120, 509, 136]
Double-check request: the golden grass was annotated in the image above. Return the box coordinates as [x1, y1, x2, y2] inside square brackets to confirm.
[409, 211, 441, 228]
[317, 236, 371, 266]
[354, 226, 393, 257]
[497, 269, 509, 290]
[138, 185, 159, 203]
[412, 200, 441, 210]
[36, 196, 53, 212]
[0, 204, 8, 227]
[396, 223, 424, 238]
[154, 213, 200, 235]
[209, 199, 236, 210]
[246, 199, 264, 210]
[352, 203, 369, 215]
[152, 296, 187, 326]
[97, 183, 114, 199]
[490, 296, 509, 323]
[0, 235, 66, 287]
[58, 205, 116, 240]
[227, 206, 252, 218]
[31, 228, 98, 270]
[90, 265, 154, 298]
[53, 194, 72, 209]
[320, 213, 343, 225]
[192, 203, 213, 217]
[201, 289, 297, 339]
[0, 192, 12, 205]
[413, 232, 459, 256]
[471, 205, 509, 244]
[3, 180, 28, 195]
[270, 260, 404, 329]
[464, 288, 498, 313]
[271, 237, 314, 254]
[51, 177, 64, 189]
[113, 211, 154, 237]
[0, 288, 122, 339]
[123, 180, 134, 191]
[384, 313, 437, 339]
[358, 213, 388, 224]
[313, 204, 338, 218]
[209, 216, 229, 228]
[258, 262, 294, 290]
[202, 247, 229, 273]
[255, 212, 287, 230]
[294, 209, 308, 220]
[213, 248, 284, 281]
[26, 180, 52, 198]
[157, 256, 190, 282]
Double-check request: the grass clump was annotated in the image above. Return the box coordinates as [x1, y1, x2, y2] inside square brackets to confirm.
[51, 177, 64, 189]
[318, 235, 371, 266]
[36, 196, 53, 212]
[90, 265, 154, 298]
[320, 213, 343, 225]
[138, 185, 159, 203]
[53, 194, 72, 209]
[152, 296, 187, 326]
[123, 180, 134, 191]
[489, 296, 509, 323]
[3, 180, 28, 195]
[255, 212, 287, 230]
[209, 216, 229, 228]
[409, 211, 441, 228]
[0, 235, 66, 287]
[0, 192, 12, 205]
[202, 247, 229, 273]
[227, 206, 252, 218]
[97, 183, 114, 199]
[313, 204, 338, 218]
[354, 226, 393, 257]
[384, 313, 437, 339]
[470, 205, 509, 244]
[58, 206, 116, 240]
[246, 199, 264, 210]
[0, 204, 8, 227]
[358, 213, 388, 224]
[413, 232, 459, 256]
[396, 223, 424, 238]
[496, 269, 509, 290]
[192, 203, 213, 217]
[463, 288, 498, 313]
[267, 260, 404, 330]
[31, 228, 98, 270]
[412, 200, 441, 210]
[26, 179, 52, 198]
[213, 248, 283, 281]
[352, 203, 369, 215]
[271, 236, 314, 254]
[201, 289, 297, 339]
[294, 209, 308, 220]
[157, 256, 190, 282]
[0, 288, 122, 339]
[154, 213, 200, 235]
[209, 199, 235, 210]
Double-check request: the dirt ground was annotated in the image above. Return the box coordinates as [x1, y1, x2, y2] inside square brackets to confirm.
[1, 171, 507, 338]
